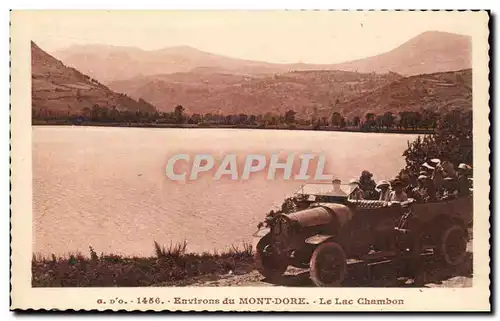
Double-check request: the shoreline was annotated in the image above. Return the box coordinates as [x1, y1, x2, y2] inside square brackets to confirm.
[32, 121, 434, 135]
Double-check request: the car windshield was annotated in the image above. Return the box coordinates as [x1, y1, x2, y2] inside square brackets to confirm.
[294, 183, 353, 198]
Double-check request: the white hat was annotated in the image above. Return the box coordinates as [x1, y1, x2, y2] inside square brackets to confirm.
[375, 180, 390, 191]
[422, 162, 435, 170]
[348, 179, 360, 186]
[458, 163, 472, 170]
[430, 158, 441, 165]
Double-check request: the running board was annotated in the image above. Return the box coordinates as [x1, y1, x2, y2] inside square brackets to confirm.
[347, 248, 435, 266]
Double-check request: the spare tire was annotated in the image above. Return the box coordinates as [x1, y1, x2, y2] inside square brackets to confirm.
[437, 224, 468, 266]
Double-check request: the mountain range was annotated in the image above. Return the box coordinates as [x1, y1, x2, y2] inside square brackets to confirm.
[54, 31, 471, 82]
[32, 31, 472, 119]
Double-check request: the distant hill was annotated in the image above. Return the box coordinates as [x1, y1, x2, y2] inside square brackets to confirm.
[336, 69, 472, 118]
[330, 31, 472, 76]
[31, 42, 156, 117]
[53, 31, 471, 83]
[53, 45, 286, 83]
[107, 70, 403, 117]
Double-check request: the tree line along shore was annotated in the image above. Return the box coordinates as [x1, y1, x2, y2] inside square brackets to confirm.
[32, 104, 471, 134]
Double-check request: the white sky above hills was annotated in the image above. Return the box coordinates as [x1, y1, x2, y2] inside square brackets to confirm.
[28, 10, 478, 64]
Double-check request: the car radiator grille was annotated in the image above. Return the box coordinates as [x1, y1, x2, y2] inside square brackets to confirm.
[272, 216, 292, 252]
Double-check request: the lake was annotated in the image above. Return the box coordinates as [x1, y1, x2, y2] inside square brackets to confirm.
[33, 126, 418, 256]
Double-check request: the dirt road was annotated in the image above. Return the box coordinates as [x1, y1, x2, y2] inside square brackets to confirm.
[189, 239, 473, 288]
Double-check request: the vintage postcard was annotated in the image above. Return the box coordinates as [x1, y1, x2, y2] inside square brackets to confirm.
[10, 10, 490, 311]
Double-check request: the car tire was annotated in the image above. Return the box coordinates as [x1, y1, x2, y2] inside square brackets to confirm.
[310, 241, 347, 287]
[255, 234, 287, 281]
[437, 224, 468, 266]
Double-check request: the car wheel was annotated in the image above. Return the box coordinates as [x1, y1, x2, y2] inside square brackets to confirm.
[310, 241, 347, 287]
[438, 224, 468, 266]
[255, 234, 287, 281]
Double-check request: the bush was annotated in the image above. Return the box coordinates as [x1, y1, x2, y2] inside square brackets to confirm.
[403, 109, 472, 176]
[153, 240, 187, 259]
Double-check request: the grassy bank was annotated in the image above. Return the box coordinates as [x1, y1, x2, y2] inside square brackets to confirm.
[32, 242, 254, 287]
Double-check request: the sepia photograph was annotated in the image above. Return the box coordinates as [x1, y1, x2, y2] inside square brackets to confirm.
[10, 10, 490, 311]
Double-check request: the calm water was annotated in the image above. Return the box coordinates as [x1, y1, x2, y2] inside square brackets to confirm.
[33, 126, 418, 256]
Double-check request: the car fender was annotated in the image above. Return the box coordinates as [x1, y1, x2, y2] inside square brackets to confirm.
[305, 234, 336, 245]
[252, 227, 270, 238]
[252, 230, 271, 255]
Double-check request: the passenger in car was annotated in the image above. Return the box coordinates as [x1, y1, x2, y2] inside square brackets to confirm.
[457, 163, 472, 196]
[375, 180, 391, 201]
[359, 170, 377, 199]
[430, 159, 445, 192]
[421, 162, 435, 172]
[347, 179, 364, 200]
[441, 160, 457, 178]
[440, 177, 459, 200]
[388, 179, 408, 202]
[331, 178, 347, 196]
[412, 175, 437, 202]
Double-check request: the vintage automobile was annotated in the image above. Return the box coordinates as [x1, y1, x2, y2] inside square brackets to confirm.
[253, 183, 473, 286]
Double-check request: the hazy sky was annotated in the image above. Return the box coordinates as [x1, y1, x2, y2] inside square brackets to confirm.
[27, 10, 476, 64]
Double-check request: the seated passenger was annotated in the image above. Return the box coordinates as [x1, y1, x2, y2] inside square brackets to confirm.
[431, 160, 445, 191]
[399, 169, 411, 187]
[457, 163, 472, 196]
[331, 178, 347, 196]
[375, 180, 391, 201]
[359, 170, 377, 199]
[410, 170, 431, 196]
[389, 179, 408, 203]
[441, 177, 459, 200]
[412, 175, 437, 202]
[441, 160, 457, 178]
[422, 159, 444, 191]
[430, 158, 442, 168]
[347, 179, 364, 200]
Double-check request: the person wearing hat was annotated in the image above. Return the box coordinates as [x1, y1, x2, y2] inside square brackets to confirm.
[388, 179, 408, 202]
[412, 175, 436, 202]
[359, 170, 376, 199]
[331, 178, 347, 196]
[458, 163, 472, 171]
[398, 168, 415, 195]
[375, 180, 391, 201]
[421, 162, 435, 171]
[347, 179, 364, 200]
[457, 164, 472, 197]
[441, 177, 459, 200]
[426, 159, 444, 192]
[441, 160, 457, 178]
[430, 158, 441, 167]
